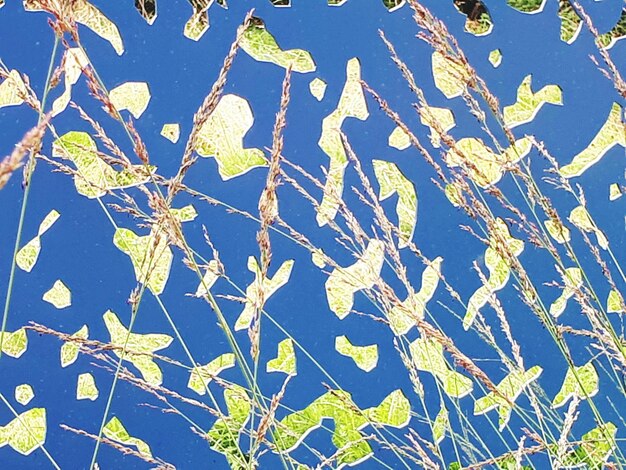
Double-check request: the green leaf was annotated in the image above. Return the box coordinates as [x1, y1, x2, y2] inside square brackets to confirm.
[274, 389, 410, 467]
[235, 257, 294, 331]
[194, 94, 266, 180]
[76, 373, 99, 401]
[109, 82, 151, 119]
[60, 325, 88, 368]
[568, 205, 608, 250]
[113, 227, 173, 295]
[16, 209, 60, 273]
[558, 0, 582, 44]
[420, 106, 455, 148]
[266, 338, 297, 376]
[14, 384, 34, 406]
[474, 366, 542, 430]
[241, 18, 315, 73]
[549, 267, 582, 318]
[0, 408, 46, 455]
[388, 126, 411, 150]
[103, 417, 152, 457]
[464, 218, 523, 329]
[432, 51, 470, 99]
[560, 103, 625, 178]
[0, 70, 28, 108]
[545, 218, 571, 244]
[489, 48, 502, 67]
[325, 240, 385, 319]
[42, 280, 71, 309]
[387, 257, 442, 335]
[503, 75, 562, 128]
[0, 329, 28, 358]
[317, 58, 369, 226]
[52, 131, 154, 199]
[335, 335, 378, 372]
[373, 160, 417, 248]
[432, 403, 449, 445]
[309, 78, 327, 101]
[207, 384, 251, 469]
[188, 353, 235, 395]
[410, 337, 473, 398]
[607, 289, 624, 313]
[563, 423, 617, 469]
[103, 310, 173, 386]
[552, 361, 599, 408]
[160, 123, 180, 143]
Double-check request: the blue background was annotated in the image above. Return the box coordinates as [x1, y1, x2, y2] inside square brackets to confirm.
[0, 0, 624, 468]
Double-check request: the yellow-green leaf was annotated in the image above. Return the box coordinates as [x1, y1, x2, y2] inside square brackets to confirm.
[195, 94, 266, 180]
[188, 353, 235, 395]
[42, 280, 71, 309]
[160, 123, 180, 143]
[0, 329, 28, 358]
[432, 51, 470, 99]
[552, 361, 598, 408]
[109, 82, 151, 119]
[0, 408, 46, 455]
[335, 335, 378, 372]
[0, 70, 27, 108]
[317, 58, 369, 226]
[266, 338, 297, 376]
[568, 205, 608, 250]
[241, 18, 315, 73]
[309, 77, 327, 101]
[489, 48, 502, 68]
[103, 417, 151, 457]
[419, 106, 455, 148]
[549, 267, 582, 318]
[607, 289, 624, 313]
[76, 373, 98, 401]
[16, 209, 60, 273]
[14, 384, 34, 406]
[325, 240, 385, 319]
[51, 48, 89, 116]
[388, 126, 411, 150]
[503, 74, 562, 128]
[60, 325, 88, 368]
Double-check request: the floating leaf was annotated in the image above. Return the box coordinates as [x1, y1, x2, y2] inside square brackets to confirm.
[446, 137, 532, 188]
[76, 373, 98, 401]
[563, 423, 617, 469]
[452, 0, 493, 36]
[419, 106, 455, 148]
[195, 260, 221, 297]
[549, 267, 582, 318]
[410, 337, 473, 398]
[51, 48, 89, 116]
[60, 325, 88, 368]
[373, 160, 417, 248]
[388, 126, 411, 150]
[103, 417, 151, 457]
[335, 335, 378, 372]
[597, 8, 626, 49]
[235, 257, 294, 331]
[388, 257, 442, 335]
[0, 408, 46, 455]
[432, 51, 470, 99]
[0, 329, 28, 358]
[607, 289, 624, 314]
[14, 384, 34, 406]
[160, 123, 180, 143]
[52, 131, 154, 199]
[552, 361, 598, 408]
[109, 82, 151, 119]
[433, 403, 448, 445]
[207, 384, 251, 469]
[309, 78, 327, 101]
[113, 227, 173, 295]
[489, 48, 502, 67]
[103, 310, 173, 386]
[170, 204, 197, 223]
[503, 75, 562, 128]
[26, 0, 123, 54]
[42, 280, 71, 309]
[464, 218, 524, 329]
[474, 366, 542, 430]
[0, 70, 27, 109]
[195, 94, 266, 180]
[559, 103, 625, 178]
[317, 58, 369, 226]
[274, 389, 410, 467]
[506, 0, 545, 13]
[188, 353, 235, 395]
[16, 209, 60, 273]
[609, 183, 622, 201]
[568, 205, 608, 250]
[241, 18, 315, 73]
[545, 218, 571, 244]
[558, 0, 582, 44]
[267, 338, 296, 376]
[325, 240, 385, 319]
